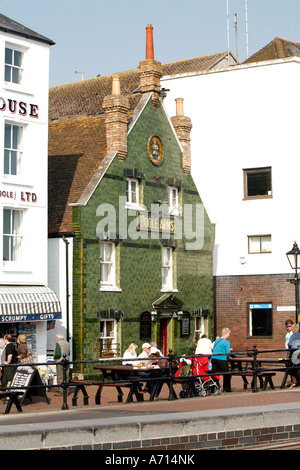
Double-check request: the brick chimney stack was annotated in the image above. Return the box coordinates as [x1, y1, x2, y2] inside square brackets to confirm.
[137, 25, 163, 105]
[102, 74, 130, 160]
[171, 98, 192, 174]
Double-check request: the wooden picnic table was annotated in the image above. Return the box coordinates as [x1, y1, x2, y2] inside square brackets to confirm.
[93, 364, 177, 401]
[228, 356, 288, 389]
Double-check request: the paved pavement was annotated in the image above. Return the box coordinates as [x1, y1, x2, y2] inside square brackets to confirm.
[0, 370, 299, 423]
[1, 370, 300, 450]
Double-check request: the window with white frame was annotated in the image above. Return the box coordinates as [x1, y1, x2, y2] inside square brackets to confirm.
[100, 241, 115, 287]
[5, 46, 23, 84]
[168, 186, 179, 215]
[126, 178, 139, 206]
[99, 319, 116, 351]
[3, 208, 23, 261]
[4, 123, 23, 176]
[162, 246, 173, 290]
[248, 235, 271, 254]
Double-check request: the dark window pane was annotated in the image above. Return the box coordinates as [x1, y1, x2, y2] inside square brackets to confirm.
[247, 170, 271, 197]
[251, 308, 272, 336]
[5, 48, 12, 65]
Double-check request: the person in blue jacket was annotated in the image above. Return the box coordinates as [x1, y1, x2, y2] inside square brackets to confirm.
[211, 328, 232, 392]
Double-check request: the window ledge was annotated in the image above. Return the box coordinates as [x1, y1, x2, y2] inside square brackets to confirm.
[125, 203, 146, 212]
[2, 177, 34, 188]
[3, 83, 34, 96]
[2, 263, 32, 273]
[100, 286, 122, 292]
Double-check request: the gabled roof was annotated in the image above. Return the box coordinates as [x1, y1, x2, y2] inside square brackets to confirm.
[49, 51, 234, 121]
[48, 115, 107, 234]
[0, 13, 54, 45]
[48, 50, 235, 235]
[243, 37, 300, 64]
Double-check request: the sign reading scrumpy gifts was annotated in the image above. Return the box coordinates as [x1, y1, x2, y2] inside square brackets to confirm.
[0, 97, 39, 119]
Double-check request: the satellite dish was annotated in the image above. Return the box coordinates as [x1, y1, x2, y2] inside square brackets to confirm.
[292, 350, 300, 365]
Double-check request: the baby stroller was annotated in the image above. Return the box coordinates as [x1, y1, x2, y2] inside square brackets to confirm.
[174, 357, 194, 397]
[193, 356, 221, 396]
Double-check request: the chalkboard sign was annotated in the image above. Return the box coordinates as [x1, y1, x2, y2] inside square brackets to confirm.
[10, 366, 49, 406]
[10, 365, 36, 405]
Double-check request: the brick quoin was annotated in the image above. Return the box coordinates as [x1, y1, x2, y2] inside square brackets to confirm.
[214, 274, 296, 351]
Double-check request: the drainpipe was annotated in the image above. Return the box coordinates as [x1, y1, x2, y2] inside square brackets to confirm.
[62, 235, 70, 343]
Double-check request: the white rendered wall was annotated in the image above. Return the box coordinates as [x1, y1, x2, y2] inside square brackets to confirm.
[0, 31, 50, 285]
[48, 237, 73, 358]
[162, 59, 300, 277]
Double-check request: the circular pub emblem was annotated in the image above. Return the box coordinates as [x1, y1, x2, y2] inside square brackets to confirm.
[148, 136, 163, 166]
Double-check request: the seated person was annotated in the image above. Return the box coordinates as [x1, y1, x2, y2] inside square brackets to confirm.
[140, 352, 162, 397]
[122, 343, 138, 365]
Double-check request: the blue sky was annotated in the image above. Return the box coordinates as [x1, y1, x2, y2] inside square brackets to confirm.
[1, 0, 300, 87]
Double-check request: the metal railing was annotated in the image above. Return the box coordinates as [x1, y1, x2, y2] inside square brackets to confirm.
[0, 345, 297, 412]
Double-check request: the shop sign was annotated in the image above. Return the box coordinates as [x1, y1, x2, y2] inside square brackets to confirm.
[138, 213, 174, 233]
[0, 97, 39, 119]
[0, 189, 38, 204]
[249, 303, 272, 309]
[0, 312, 61, 323]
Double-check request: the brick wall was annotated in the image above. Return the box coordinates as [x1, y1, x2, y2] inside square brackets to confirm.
[40, 423, 300, 450]
[214, 273, 296, 351]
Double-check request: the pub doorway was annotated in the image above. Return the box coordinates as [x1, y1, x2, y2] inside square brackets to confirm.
[159, 318, 168, 356]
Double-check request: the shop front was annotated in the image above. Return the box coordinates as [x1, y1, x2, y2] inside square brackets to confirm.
[0, 285, 62, 361]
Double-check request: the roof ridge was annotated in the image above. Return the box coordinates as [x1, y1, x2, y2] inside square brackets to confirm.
[50, 51, 231, 90]
[274, 36, 300, 46]
[162, 50, 228, 67]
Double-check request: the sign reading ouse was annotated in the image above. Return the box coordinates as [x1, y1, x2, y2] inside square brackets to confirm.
[0, 97, 39, 118]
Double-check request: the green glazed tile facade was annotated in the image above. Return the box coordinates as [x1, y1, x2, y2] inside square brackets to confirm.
[72, 96, 215, 377]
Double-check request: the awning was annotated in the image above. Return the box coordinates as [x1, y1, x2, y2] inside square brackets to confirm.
[152, 293, 184, 312]
[0, 285, 62, 323]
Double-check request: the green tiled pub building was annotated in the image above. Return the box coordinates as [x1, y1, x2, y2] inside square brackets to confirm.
[49, 26, 214, 376]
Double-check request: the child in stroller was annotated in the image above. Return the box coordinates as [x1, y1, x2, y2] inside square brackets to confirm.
[175, 355, 221, 397]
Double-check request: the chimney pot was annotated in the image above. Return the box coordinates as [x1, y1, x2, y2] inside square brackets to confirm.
[138, 25, 162, 104]
[146, 24, 154, 59]
[175, 98, 184, 116]
[112, 74, 120, 95]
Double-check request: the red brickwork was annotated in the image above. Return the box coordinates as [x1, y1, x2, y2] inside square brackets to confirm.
[102, 94, 130, 160]
[214, 274, 296, 351]
[170, 114, 192, 174]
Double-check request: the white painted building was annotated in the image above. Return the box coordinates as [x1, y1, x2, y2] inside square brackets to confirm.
[162, 42, 300, 350]
[0, 14, 60, 361]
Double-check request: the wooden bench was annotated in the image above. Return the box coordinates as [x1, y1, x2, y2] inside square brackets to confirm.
[234, 372, 276, 390]
[70, 380, 144, 406]
[0, 391, 23, 413]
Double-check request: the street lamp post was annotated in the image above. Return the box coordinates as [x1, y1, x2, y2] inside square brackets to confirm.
[286, 241, 300, 324]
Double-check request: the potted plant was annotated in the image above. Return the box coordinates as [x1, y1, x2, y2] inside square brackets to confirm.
[100, 349, 115, 358]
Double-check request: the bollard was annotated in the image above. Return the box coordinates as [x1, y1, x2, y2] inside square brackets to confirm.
[61, 354, 69, 410]
[252, 345, 258, 393]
